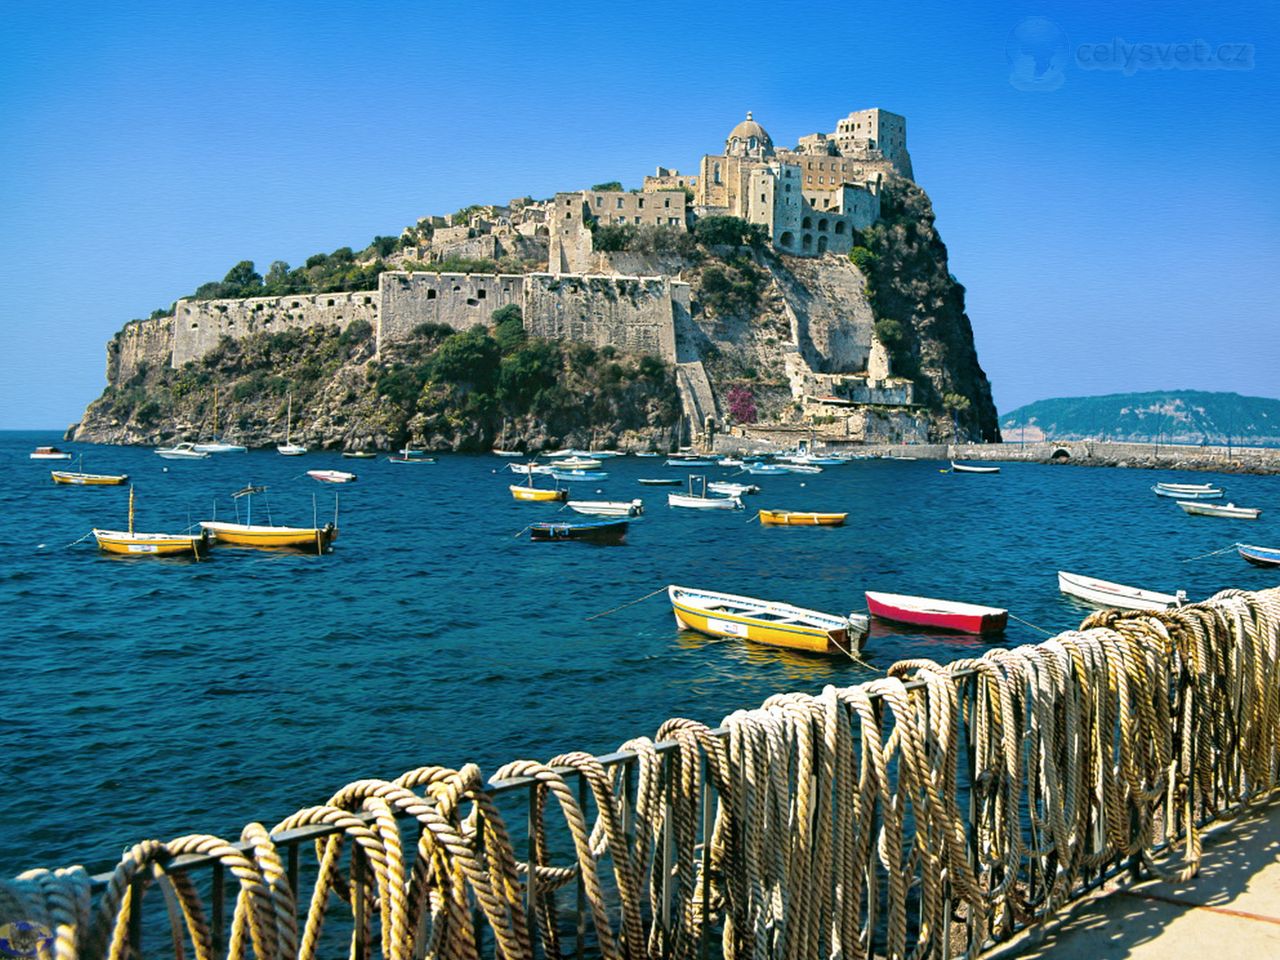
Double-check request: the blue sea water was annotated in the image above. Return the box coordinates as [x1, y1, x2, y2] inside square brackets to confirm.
[1, 430, 1276, 875]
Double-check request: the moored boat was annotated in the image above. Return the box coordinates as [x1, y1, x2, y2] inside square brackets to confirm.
[1057, 570, 1184, 611]
[1238, 543, 1280, 568]
[1156, 481, 1218, 492]
[665, 458, 716, 467]
[92, 487, 208, 558]
[155, 442, 209, 460]
[52, 470, 128, 486]
[510, 470, 566, 502]
[567, 498, 643, 517]
[276, 392, 307, 456]
[388, 447, 435, 463]
[194, 387, 247, 452]
[668, 584, 868, 656]
[508, 462, 554, 476]
[307, 469, 357, 484]
[865, 590, 1007, 635]
[1177, 501, 1260, 519]
[638, 478, 682, 486]
[668, 476, 741, 510]
[29, 446, 72, 460]
[551, 469, 608, 482]
[199, 485, 337, 553]
[779, 463, 823, 474]
[758, 509, 847, 526]
[549, 457, 603, 471]
[950, 461, 1000, 474]
[528, 518, 629, 543]
[342, 451, 378, 459]
[707, 481, 759, 496]
[744, 464, 788, 476]
[1152, 484, 1222, 499]
[493, 449, 523, 457]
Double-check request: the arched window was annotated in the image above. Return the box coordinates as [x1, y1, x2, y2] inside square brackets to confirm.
[817, 236, 829, 254]
[749, 136, 757, 151]
[713, 162, 721, 185]
[817, 218, 829, 231]
[779, 231, 794, 248]
[801, 216, 812, 229]
[802, 234, 813, 251]
[834, 222, 846, 235]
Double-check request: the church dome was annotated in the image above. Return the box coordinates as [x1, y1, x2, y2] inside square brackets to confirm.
[725, 112, 774, 157]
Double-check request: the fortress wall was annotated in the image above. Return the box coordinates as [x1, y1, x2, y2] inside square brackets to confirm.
[109, 316, 174, 384]
[172, 292, 379, 367]
[523, 274, 679, 362]
[377, 272, 524, 347]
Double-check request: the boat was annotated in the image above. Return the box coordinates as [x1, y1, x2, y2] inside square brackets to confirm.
[549, 457, 603, 471]
[718, 458, 745, 469]
[586, 450, 624, 459]
[665, 458, 716, 467]
[567, 498, 643, 517]
[1152, 485, 1222, 500]
[551, 469, 608, 482]
[199, 485, 337, 553]
[92, 487, 208, 558]
[794, 455, 845, 466]
[668, 476, 741, 510]
[155, 442, 209, 460]
[779, 463, 823, 475]
[758, 509, 847, 526]
[745, 464, 789, 476]
[1177, 501, 1260, 520]
[276, 393, 307, 456]
[528, 518, 629, 543]
[508, 462, 554, 476]
[668, 585, 869, 656]
[342, 450, 378, 459]
[634, 452, 662, 458]
[1056, 571, 1185, 612]
[307, 469, 357, 484]
[707, 481, 759, 496]
[193, 388, 247, 453]
[388, 447, 435, 463]
[29, 446, 72, 460]
[493, 450, 523, 457]
[639, 478, 683, 486]
[52, 467, 128, 486]
[950, 461, 1000, 474]
[1238, 543, 1280, 568]
[865, 590, 1008, 635]
[1155, 481, 1219, 493]
[509, 471, 566, 502]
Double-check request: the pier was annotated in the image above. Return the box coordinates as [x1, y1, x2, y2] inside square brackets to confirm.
[3, 587, 1278, 959]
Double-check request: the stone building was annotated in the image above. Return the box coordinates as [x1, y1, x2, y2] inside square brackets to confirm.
[548, 188, 688, 274]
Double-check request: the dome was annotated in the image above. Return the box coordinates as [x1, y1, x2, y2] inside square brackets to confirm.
[725, 112, 774, 157]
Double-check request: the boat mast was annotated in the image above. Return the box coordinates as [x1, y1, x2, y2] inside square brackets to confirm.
[128, 485, 134, 535]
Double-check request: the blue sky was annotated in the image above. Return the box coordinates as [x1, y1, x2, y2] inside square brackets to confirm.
[1, 0, 1276, 428]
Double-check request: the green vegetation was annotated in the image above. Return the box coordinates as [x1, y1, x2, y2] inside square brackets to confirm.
[1000, 391, 1280, 444]
[590, 181, 624, 192]
[693, 216, 768, 248]
[697, 259, 765, 317]
[192, 250, 388, 300]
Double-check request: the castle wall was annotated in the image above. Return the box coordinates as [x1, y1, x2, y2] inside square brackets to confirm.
[377, 272, 524, 347]
[524, 274, 679, 362]
[172, 292, 379, 367]
[110, 316, 174, 383]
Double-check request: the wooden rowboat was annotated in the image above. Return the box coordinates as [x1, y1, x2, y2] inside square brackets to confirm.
[668, 585, 868, 656]
[307, 470, 357, 483]
[566, 499, 643, 517]
[759, 509, 847, 527]
[639, 478, 682, 486]
[865, 590, 1007, 635]
[1156, 481, 1218, 493]
[1152, 484, 1222, 499]
[950, 461, 1000, 474]
[92, 487, 208, 558]
[1177, 501, 1260, 519]
[52, 470, 128, 486]
[528, 518, 629, 543]
[200, 485, 337, 553]
[1238, 543, 1280, 568]
[1057, 571, 1184, 612]
[510, 484, 566, 502]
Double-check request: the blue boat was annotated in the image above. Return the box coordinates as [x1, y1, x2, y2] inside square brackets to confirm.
[745, 464, 789, 476]
[1238, 543, 1280, 568]
[529, 518, 629, 543]
[666, 458, 716, 467]
[551, 469, 609, 482]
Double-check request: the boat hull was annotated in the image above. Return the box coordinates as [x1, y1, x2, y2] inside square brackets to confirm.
[951, 461, 1000, 474]
[1238, 544, 1280, 568]
[566, 499, 643, 517]
[307, 470, 357, 483]
[529, 519, 628, 543]
[192, 443, 247, 454]
[668, 585, 866, 655]
[93, 529, 208, 557]
[1056, 571, 1181, 611]
[865, 590, 1007, 635]
[1177, 501, 1260, 519]
[510, 485, 566, 502]
[668, 493, 741, 509]
[1152, 485, 1222, 499]
[51, 471, 128, 486]
[200, 521, 337, 553]
[759, 510, 847, 526]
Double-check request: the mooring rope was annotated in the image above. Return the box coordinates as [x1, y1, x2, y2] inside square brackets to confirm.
[1181, 541, 1243, 562]
[5, 588, 1279, 960]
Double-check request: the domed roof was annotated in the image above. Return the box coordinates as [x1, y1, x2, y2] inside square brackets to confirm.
[726, 112, 773, 152]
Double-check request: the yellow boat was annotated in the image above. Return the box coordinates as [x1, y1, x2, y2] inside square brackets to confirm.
[52, 470, 128, 486]
[199, 484, 337, 553]
[668, 584, 868, 656]
[92, 488, 208, 557]
[759, 509, 848, 526]
[509, 470, 566, 502]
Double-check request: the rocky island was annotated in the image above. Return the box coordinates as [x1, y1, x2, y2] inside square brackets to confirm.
[71, 108, 999, 452]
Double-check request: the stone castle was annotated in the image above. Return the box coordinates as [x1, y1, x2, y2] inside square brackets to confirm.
[111, 108, 924, 442]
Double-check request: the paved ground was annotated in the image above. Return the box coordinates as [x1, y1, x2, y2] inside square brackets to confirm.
[989, 802, 1280, 959]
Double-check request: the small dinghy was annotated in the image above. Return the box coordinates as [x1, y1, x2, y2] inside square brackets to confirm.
[52, 465, 128, 486]
[1156, 481, 1218, 492]
[510, 471, 565, 502]
[566, 499, 643, 517]
[668, 476, 741, 510]
[744, 464, 789, 476]
[865, 590, 1007, 635]
[549, 457, 603, 471]
[156, 442, 209, 460]
[1238, 543, 1280, 568]
[551, 469, 609, 482]
[665, 458, 716, 467]
[1177, 501, 1260, 519]
[30, 446, 72, 460]
[639, 478, 683, 486]
[1057, 571, 1185, 612]
[707, 481, 759, 496]
[342, 451, 378, 459]
[950, 461, 1000, 474]
[758, 510, 847, 527]
[92, 487, 208, 558]
[509, 462, 554, 476]
[528, 518, 629, 544]
[668, 584, 869, 656]
[307, 470, 357, 484]
[1152, 484, 1222, 499]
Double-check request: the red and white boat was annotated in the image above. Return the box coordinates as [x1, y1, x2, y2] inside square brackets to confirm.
[30, 446, 72, 460]
[307, 469, 357, 483]
[865, 590, 1008, 635]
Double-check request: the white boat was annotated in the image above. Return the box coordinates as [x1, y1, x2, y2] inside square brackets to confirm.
[551, 469, 608, 482]
[707, 481, 759, 496]
[780, 463, 823, 475]
[549, 457, 603, 471]
[668, 476, 741, 510]
[277, 392, 307, 456]
[193, 388, 246, 453]
[745, 464, 789, 476]
[1057, 571, 1185, 612]
[586, 450, 624, 459]
[508, 462, 554, 476]
[951, 461, 1000, 474]
[718, 458, 745, 468]
[493, 450, 523, 457]
[1155, 481, 1218, 493]
[1177, 501, 1261, 520]
[567, 498, 644, 517]
[30, 446, 72, 460]
[1152, 484, 1222, 500]
[634, 452, 662, 458]
[307, 469, 357, 484]
[155, 442, 209, 460]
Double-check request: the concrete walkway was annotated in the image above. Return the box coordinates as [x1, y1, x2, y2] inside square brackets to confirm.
[990, 802, 1280, 959]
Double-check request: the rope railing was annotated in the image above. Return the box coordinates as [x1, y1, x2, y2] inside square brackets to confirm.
[4, 586, 1279, 960]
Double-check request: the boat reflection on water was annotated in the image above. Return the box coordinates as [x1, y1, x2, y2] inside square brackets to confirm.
[671, 628, 871, 683]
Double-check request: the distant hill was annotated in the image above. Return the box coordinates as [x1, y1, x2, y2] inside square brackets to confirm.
[1000, 391, 1280, 446]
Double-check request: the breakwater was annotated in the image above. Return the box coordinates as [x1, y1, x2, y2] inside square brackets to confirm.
[4, 587, 1278, 960]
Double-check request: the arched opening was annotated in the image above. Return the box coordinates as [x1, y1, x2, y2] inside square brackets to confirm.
[779, 231, 794, 248]
[817, 235, 829, 254]
[817, 218, 829, 232]
[713, 162, 722, 185]
[535, 225, 549, 237]
[801, 216, 812, 229]
[1051, 448, 1072, 462]
[802, 234, 813, 251]
[834, 222, 846, 234]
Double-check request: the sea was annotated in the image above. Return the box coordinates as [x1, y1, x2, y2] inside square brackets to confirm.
[1, 430, 1276, 875]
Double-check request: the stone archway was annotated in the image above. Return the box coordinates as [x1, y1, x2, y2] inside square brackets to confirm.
[817, 235, 829, 254]
[779, 231, 794, 249]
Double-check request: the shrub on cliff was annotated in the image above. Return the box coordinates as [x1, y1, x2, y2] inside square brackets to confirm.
[426, 327, 500, 395]
[698, 262, 763, 317]
[694, 216, 767, 248]
[498, 340, 562, 409]
[490, 305, 526, 353]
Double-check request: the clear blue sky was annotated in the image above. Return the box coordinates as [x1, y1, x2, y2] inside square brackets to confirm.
[1, 0, 1276, 428]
